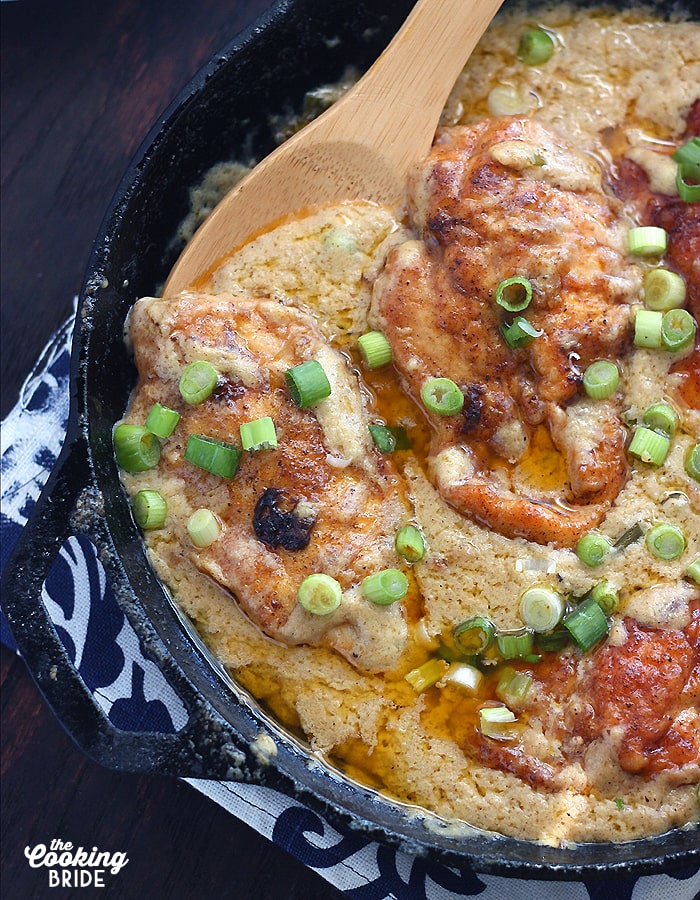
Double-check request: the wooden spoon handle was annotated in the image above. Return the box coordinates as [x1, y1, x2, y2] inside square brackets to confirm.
[165, 0, 503, 293]
[316, 0, 504, 167]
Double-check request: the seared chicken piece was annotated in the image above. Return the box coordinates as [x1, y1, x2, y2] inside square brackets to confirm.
[125, 292, 410, 673]
[372, 117, 640, 546]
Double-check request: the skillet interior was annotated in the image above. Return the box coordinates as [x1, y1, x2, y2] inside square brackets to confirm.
[7, 0, 700, 878]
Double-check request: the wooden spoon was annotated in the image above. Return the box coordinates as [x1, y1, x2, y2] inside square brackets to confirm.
[164, 0, 504, 294]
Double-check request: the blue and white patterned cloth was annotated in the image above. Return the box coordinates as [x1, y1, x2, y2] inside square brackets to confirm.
[1, 315, 699, 900]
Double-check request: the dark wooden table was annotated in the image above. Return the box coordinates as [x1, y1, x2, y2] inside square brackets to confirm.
[1, 2, 343, 896]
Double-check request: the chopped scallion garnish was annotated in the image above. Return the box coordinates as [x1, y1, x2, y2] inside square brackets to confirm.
[676, 163, 700, 203]
[643, 268, 686, 311]
[185, 434, 242, 479]
[686, 444, 700, 482]
[634, 309, 663, 349]
[179, 360, 218, 405]
[673, 137, 700, 166]
[113, 423, 161, 472]
[582, 360, 619, 400]
[642, 402, 678, 437]
[420, 377, 464, 416]
[453, 616, 496, 655]
[576, 531, 613, 568]
[517, 28, 555, 65]
[395, 525, 426, 562]
[132, 490, 167, 530]
[444, 662, 483, 694]
[519, 585, 565, 632]
[357, 331, 393, 368]
[645, 523, 685, 561]
[297, 573, 342, 615]
[590, 580, 619, 616]
[535, 627, 570, 652]
[627, 226, 667, 256]
[145, 402, 181, 438]
[496, 628, 534, 659]
[563, 596, 609, 652]
[404, 658, 447, 692]
[500, 316, 543, 349]
[368, 424, 410, 453]
[628, 426, 670, 467]
[240, 416, 278, 451]
[361, 568, 409, 605]
[496, 667, 533, 708]
[661, 308, 696, 353]
[187, 508, 222, 548]
[479, 704, 518, 740]
[495, 277, 533, 312]
[686, 556, 700, 585]
[285, 359, 331, 408]
[613, 522, 644, 550]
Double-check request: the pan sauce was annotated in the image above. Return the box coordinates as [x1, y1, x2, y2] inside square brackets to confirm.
[121, 4, 700, 844]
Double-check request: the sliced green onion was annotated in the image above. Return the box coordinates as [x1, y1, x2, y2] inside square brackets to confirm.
[145, 402, 181, 438]
[185, 434, 242, 479]
[686, 443, 700, 482]
[495, 277, 533, 312]
[642, 402, 679, 437]
[519, 585, 565, 632]
[590, 580, 619, 616]
[444, 662, 483, 693]
[453, 616, 496, 655]
[487, 85, 529, 117]
[479, 705, 518, 741]
[500, 316, 543, 349]
[673, 137, 700, 166]
[420, 377, 464, 416]
[496, 628, 534, 659]
[395, 525, 426, 562]
[535, 627, 570, 652]
[357, 331, 392, 368]
[582, 360, 619, 399]
[496, 667, 533, 708]
[643, 268, 686, 311]
[645, 523, 685, 560]
[517, 28, 555, 65]
[686, 556, 700, 585]
[404, 658, 447, 692]
[613, 522, 644, 551]
[634, 309, 663, 348]
[240, 416, 278, 451]
[628, 426, 670, 466]
[676, 163, 700, 203]
[113, 423, 161, 472]
[132, 490, 167, 530]
[297, 573, 342, 615]
[179, 360, 218, 405]
[187, 508, 222, 548]
[576, 531, 613, 568]
[368, 424, 410, 453]
[563, 596, 609, 652]
[285, 359, 331, 408]
[627, 226, 667, 256]
[361, 568, 408, 605]
[661, 308, 696, 353]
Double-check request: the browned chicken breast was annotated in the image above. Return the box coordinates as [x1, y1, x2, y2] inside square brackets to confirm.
[124, 292, 410, 672]
[372, 117, 640, 547]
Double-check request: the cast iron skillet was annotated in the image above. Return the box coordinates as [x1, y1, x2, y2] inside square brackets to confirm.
[3, 0, 699, 879]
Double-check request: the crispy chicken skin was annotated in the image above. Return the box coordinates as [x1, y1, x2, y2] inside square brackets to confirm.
[125, 292, 410, 673]
[372, 117, 640, 546]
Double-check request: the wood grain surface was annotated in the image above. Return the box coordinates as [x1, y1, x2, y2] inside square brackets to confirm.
[1, 2, 345, 896]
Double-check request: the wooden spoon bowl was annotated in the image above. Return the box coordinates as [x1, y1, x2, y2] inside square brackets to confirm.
[164, 0, 504, 293]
